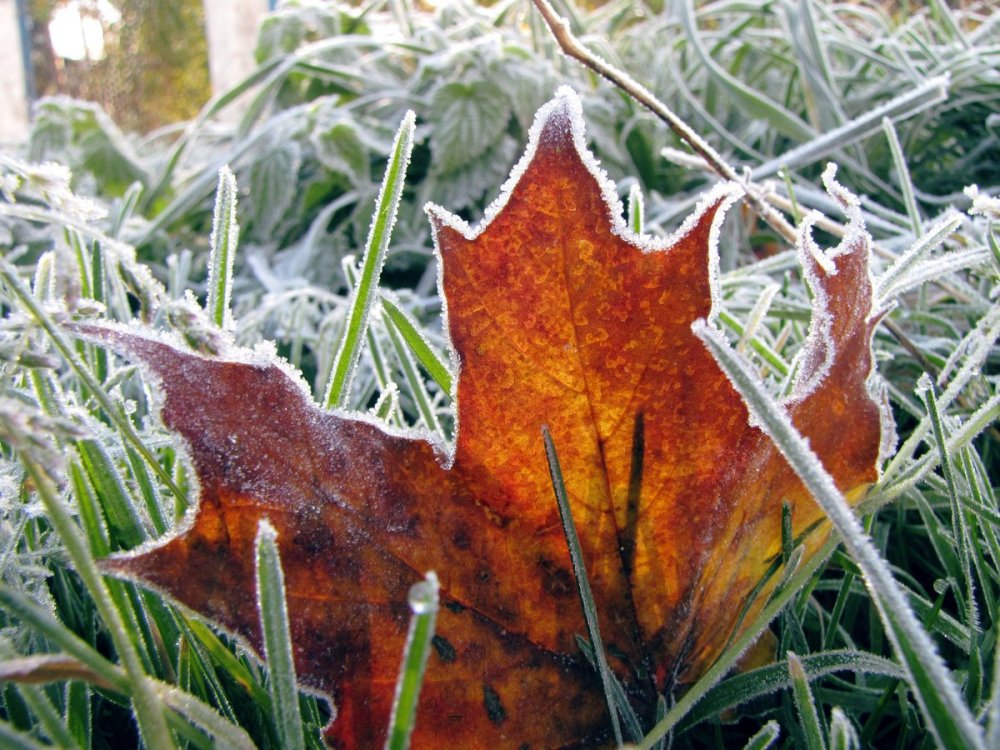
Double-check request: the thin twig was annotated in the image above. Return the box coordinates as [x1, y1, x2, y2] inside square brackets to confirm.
[882, 318, 939, 378]
[530, 0, 798, 245]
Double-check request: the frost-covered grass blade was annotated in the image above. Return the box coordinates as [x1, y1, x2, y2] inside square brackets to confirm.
[385, 572, 439, 750]
[206, 166, 239, 330]
[255, 521, 306, 750]
[324, 112, 415, 409]
[542, 427, 624, 747]
[695, 320, 987, 750]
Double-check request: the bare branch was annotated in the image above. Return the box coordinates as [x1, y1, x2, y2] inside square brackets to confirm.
[530, 0, 798, 244]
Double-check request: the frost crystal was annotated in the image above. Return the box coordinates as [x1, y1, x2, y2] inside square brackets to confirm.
[965, 185, 1000, 220]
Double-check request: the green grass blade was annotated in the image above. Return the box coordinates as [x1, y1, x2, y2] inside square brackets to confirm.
[823, 570, 857, 650]
[255, 520, 306, 750]
[716, 309, 790, 377]
[542, 427, 623, 747]
[125, 446, 169, 536]
[988, 625, 1000, 748]
[383, 310, 443, 435]
[324, 111, 415, 409]
[154, 683, 256, 750]
[639, 535, 839, 747]
[694, 319, 986, 750]
[679, 650, 903, 731]
[573, 636, 644, 743]
[743, 720, 780, 750]
[385, 572, 439, 750]
[0, 720, 52, 750]
[380, 293, 453, 396]
[918, 375, 978, 632]
[6, 450, 173, 749]
[66, 681, 91, 747]
[206, 166, 239, 330]
[628, 183, 644, 234]
[69, 460, 113, 557]
[788, 651, 827, 750]
[0, 588, 127, 692]
[0, 260, 184, 500]
[882, 117, 922, 237]
[828, 707, 859, 750]
[343, 259, 402, 423]
[14, 683, 81, 748]
[76, 438, 146, 549]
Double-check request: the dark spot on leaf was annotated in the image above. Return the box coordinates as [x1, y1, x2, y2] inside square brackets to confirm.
[483, 684, 506, 725]
[443, 601, 466, 613]
[293, 526, 332, 555]
[538, 556, 574, 598]
[453, 528, 471, 550]
[432, 635, 457, 663]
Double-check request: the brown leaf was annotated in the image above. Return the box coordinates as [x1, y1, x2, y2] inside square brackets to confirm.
[87, 88, 886, 747]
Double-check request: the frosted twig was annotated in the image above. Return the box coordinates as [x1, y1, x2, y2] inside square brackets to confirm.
[530, 0, 798, 245]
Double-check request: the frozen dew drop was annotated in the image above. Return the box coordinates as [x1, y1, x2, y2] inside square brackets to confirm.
[408, 571, 440, 615]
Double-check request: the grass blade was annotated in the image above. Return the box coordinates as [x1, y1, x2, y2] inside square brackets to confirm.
[0, 720, 52, 750]
[154, 683, 256, 750]
[788, 651, 827, 750]
[628, 183, 644, 234]
[679, 0, 813, 141]
[13, 683, 80, 748]
[751, 77, 949, 179]
[206, 166, 239, 330]
[324, 111, 415, 408]
[574, 636, 644, 743]
[343, 259, 402, 423]
[679, 650, 903, 730]
[380, 293, 453, 396]
[255, 520, 305, 750]
[385, 572, 439, 750]
[882, 117, 922, 237]
[0, 260, 183, 500]
[382, 309, 443, 435]
[828, 707, 859, 750]
[3, 449, 172, 749]
[917, 375, 978, 632]
[743, 720, 780, 750]
[694, 319, 986, 750]
[542, 427, 624, 747]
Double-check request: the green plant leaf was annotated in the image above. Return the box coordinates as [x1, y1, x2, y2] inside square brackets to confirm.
[248, 141, 302, 237]
[429, 81, 511, 174]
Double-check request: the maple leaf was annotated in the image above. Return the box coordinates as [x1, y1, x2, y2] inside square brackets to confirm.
[86, 88, 887, 747]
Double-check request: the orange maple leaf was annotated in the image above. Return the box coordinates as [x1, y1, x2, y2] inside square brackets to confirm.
[87, 88, 886, 747]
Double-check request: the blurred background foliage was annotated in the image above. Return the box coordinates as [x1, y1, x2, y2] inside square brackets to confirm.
[27, 0, 211, 133]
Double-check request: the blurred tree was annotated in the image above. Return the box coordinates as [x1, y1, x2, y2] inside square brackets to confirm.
[28, 0, 211, 133]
